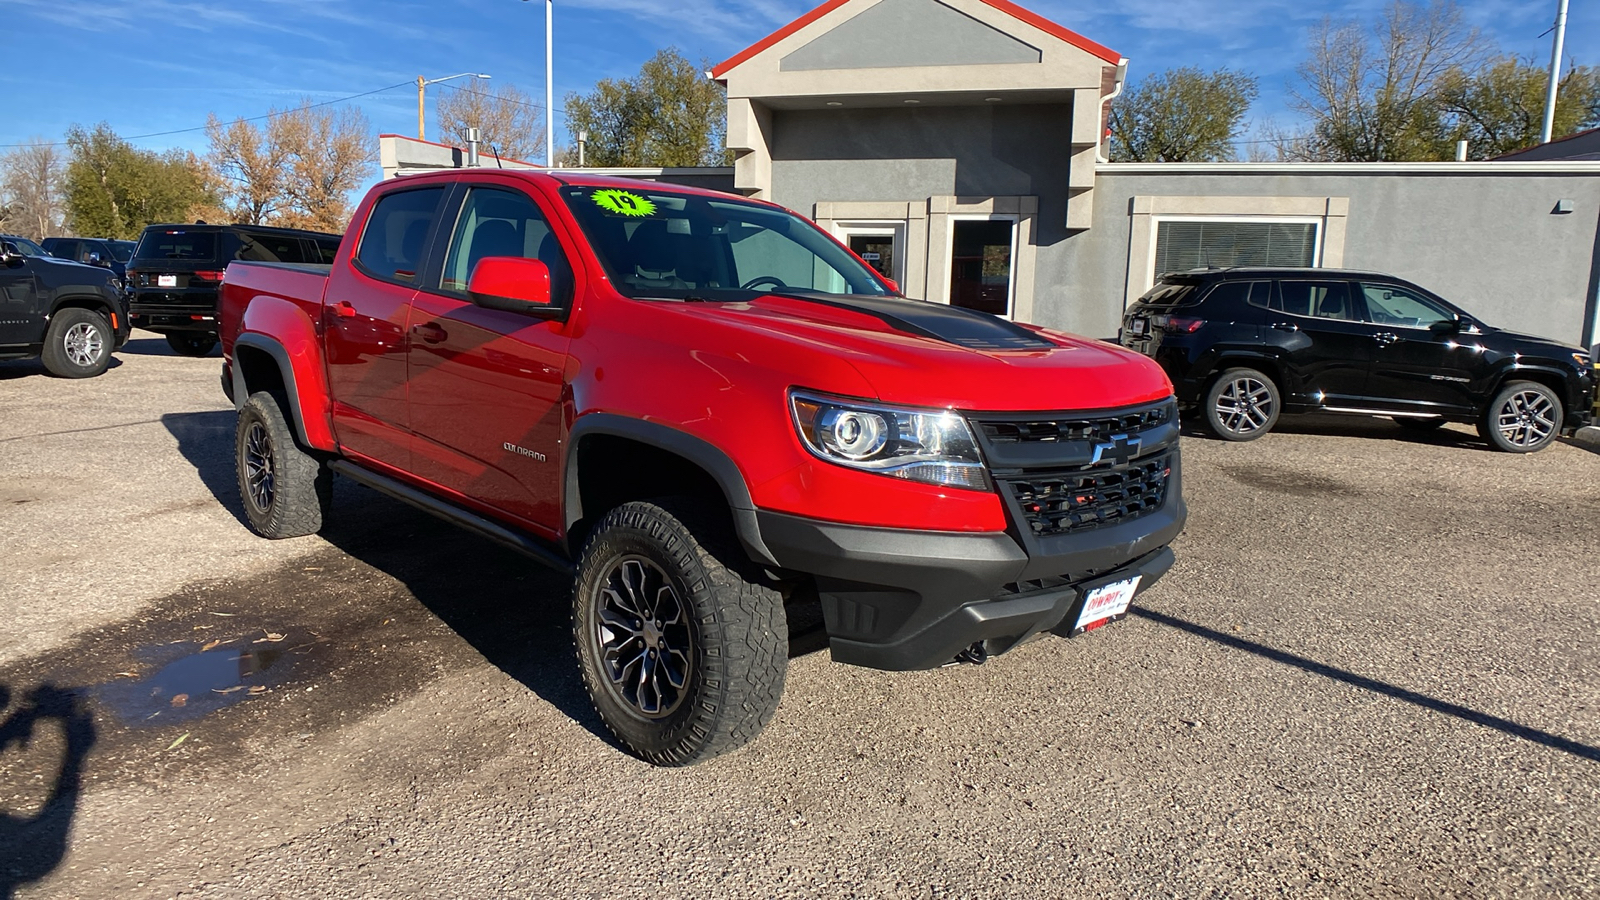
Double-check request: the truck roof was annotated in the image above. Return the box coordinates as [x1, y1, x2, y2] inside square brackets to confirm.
[393, 168, 760, 204]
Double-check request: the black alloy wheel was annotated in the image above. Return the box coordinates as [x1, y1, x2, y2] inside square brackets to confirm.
[1479, 381, 1563, 453]
[234, 391, 332, 537]
[1204, 367, 1280, 441]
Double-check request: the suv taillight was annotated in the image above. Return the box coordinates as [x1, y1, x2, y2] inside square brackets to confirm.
[1153, 315, 1205, 334]
[192, 270, 227, 283]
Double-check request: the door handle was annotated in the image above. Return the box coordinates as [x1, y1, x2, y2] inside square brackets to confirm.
[1269, 322, 1299, 332]
[1373, 332, 1399, 345]
[331, 301, 356, 318]
[411, 322, 448, 344]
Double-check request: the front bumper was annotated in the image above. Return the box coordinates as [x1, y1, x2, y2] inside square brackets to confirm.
[757, 459, 1187, 670]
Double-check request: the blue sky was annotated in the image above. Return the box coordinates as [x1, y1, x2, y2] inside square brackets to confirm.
[4, 0, 1595, 163]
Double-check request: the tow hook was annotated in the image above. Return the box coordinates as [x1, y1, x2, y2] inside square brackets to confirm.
[951, 642, 989, 666]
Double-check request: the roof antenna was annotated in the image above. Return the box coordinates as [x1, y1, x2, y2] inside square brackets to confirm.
[490, 144, 504, 169]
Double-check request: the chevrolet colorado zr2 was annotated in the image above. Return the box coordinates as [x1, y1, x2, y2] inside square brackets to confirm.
[219, 171, 1187, 764]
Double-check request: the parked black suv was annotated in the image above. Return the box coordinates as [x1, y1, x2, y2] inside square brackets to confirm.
[1120, 268, 1595, 453]
[127, 224, 340, 356]
[41, 236, 137, 286]
[1, 234, 131, 378]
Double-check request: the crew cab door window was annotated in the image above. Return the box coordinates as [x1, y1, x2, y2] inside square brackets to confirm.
[437, 187, 573, 304]
[356, 187, 446, 283]
[1360, 283, 1454, 329]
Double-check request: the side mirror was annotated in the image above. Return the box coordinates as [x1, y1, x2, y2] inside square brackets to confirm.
[1429, 317, 1463, 335]
[87, 251, 106, 266]
[467, 257, 558, 317]
[1, 242, 23, 268]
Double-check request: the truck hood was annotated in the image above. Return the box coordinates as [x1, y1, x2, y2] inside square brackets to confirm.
[660, 292, 1173, 412]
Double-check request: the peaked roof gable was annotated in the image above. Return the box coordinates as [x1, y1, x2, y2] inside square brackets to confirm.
[711, 0, 1119, 79]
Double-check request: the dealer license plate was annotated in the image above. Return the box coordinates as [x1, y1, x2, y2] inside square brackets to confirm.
[1074, 575, 1141, 631]
[1129, 317, 1148, 336]
[158, 274, 177, 287]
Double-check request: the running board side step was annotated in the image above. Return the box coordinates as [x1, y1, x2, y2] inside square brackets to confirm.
[329, 460, 574, 576]
[1321, 407, 1443, 418]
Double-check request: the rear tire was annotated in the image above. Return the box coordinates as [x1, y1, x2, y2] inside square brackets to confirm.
[572, 499, 787, 766]
[1203, 367, 1280, 441]
[235, 391, 331, 538]
[1478, 381, 1563, 453]
[166, 332, 218, 357]
[40, 308, 113, 378]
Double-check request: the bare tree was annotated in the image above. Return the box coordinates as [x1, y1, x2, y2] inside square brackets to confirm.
[206, 114, 287, 224]
[0, 138, 68, 241]
[1286, 0, 1487, 160]
[435, 82, 544, 162]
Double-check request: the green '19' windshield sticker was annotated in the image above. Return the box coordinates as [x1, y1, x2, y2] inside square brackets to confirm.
[592, 189, 656, 217]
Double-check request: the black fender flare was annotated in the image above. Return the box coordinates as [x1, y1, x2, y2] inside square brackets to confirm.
[564, 414, 779, 567]
[49, 291, 118, 323]
[1490, 363, 1587, 414]
[231, 333, 312, 447]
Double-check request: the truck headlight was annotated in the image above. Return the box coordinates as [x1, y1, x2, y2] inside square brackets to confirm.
[790, 390, 991, 491]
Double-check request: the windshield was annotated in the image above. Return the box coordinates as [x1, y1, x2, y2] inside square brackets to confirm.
[559, 185, 887, 301]
[3, 236, 49, 257]
[108, 240, 136, 263]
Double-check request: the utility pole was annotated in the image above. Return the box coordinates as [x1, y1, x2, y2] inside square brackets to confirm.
[1540, 0, 1569, 144]
[416, 73, 492, 142]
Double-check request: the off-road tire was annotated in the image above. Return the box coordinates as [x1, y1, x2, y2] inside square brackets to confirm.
[1478, 380, 1563, 453]
[572, 499, 787, 766]
[1203, 367, 1280, 442]
[40, 308, 112, 378]
[235, 391, 331, 538]
[166, 332, 218, 357]
[1394, 416, 1447, 431]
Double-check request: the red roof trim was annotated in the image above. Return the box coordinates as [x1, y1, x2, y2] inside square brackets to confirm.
[710, 0, 1121, 79]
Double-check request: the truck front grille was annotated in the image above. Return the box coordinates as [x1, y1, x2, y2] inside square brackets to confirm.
[978, 405, 1171, 445]
[1002, 452, 1173, 538]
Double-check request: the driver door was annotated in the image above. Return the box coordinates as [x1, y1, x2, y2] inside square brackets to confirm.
[1360, 282, 1482, 416]
[0, 251, 41, 347]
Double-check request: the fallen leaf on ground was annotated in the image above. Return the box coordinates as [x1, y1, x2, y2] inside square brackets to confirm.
[247, 685, 267, 695]
[212, 686, 244, 694]
[166, 733, 191, 751]
[253, 631, 286, 643]
[171, 694, 188, 708]
[303, 566, 324, 571]
[115, 671, 139, 678]
[208, 611, 236, 617]
[201, 639, 223, 651]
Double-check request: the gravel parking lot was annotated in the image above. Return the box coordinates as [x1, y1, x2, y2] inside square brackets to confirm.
[2, 336, 1597, 899]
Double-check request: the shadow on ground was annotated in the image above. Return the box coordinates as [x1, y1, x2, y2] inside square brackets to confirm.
[115, 335, 218, 358]
[0, 685, 96, 900]
[161, 411, 829, 755]
[1180, 412, 1491, 450]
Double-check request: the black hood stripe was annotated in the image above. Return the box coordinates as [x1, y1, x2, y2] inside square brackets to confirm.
[774, 293, 1055, 351]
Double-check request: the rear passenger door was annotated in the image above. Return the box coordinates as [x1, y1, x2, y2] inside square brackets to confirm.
[324, 185, 449, 471]
[1269, 279, 1375, 407]
[406, 183, 575, 536]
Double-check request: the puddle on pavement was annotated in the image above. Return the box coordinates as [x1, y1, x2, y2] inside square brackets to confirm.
[95, 641, 300, 726]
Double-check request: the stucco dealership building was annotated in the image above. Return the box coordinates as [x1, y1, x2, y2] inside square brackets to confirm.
[383, 0, 1600, 348]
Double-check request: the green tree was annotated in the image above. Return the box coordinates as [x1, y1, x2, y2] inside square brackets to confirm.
[1437, 57, 1600, 158]
[1285, 0, 1486, 161]
[563, 48, 731, 167]
[63, 124, 220, 238]
[1109, 67, 1259, 161]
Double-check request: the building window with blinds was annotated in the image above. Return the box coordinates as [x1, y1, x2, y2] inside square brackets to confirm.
[1154, 219, 1319, 275]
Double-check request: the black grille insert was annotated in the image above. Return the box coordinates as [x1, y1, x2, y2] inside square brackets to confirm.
[1003, 453, 1173, 537]
[979, 405, 1171, 445]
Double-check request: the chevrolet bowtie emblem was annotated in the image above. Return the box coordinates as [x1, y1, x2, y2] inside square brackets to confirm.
[1090, 434, 1141, 465]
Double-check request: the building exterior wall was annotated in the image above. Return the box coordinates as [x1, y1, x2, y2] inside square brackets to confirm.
[1042, 165, 1600, 346]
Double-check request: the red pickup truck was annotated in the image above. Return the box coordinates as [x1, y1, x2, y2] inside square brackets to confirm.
[220, 170, 1186, 764]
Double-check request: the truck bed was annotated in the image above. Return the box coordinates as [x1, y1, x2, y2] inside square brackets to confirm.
[220, 261, 332, 355]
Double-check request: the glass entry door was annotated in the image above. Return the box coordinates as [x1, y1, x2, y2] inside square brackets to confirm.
[833, 222, 904, 288]
[949, 218, 1015, 317]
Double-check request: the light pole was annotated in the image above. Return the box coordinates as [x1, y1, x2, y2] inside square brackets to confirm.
[416, 73, 492, 142]
[1539, 0, 1570, 144]
[520, 0, 554, 167]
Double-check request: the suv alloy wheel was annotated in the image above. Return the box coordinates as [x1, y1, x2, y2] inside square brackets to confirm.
[1479, 381, 1563, 453]
[1204, 367, 1281, 441]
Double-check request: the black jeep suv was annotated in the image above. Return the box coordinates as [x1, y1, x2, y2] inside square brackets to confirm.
[1119, 268, 1595, 453]
[127, 223, 340, 356]
[1, 234, 131, 378]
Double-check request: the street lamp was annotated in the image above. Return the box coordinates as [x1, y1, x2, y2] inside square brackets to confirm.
[520, 0, 554, 167]
[416, 72, 491, 142]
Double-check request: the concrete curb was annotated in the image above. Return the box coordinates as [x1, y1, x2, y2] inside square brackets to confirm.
[1576, 426, 1600, 447]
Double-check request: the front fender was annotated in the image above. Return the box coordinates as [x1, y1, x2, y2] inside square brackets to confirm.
[235, 296, 335, 451]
